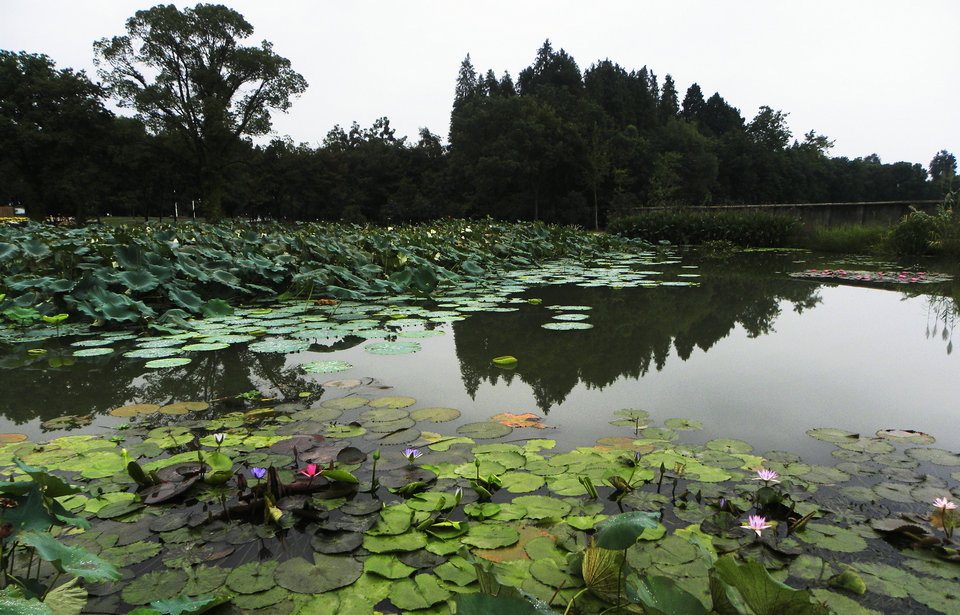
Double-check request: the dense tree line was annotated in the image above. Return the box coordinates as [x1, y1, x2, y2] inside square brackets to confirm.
[1, 14, 955, 225]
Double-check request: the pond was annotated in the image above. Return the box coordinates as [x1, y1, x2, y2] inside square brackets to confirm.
[2, 247, 959, 615]
[3, 249, 956, 459]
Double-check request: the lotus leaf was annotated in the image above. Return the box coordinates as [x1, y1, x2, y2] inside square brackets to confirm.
[73, 347, 114, 357]
[806, 428, 859, 444]
[18, 530, 121, 583]
[321, 397, 368, 410]
[905, 447, 960, 466]
[311, 531, 363, 554]
[409, 407, 461, 423]
[541, 321, 593, 330]
[876, 429, 936, 445]
[500, 471, 545, 493]
[230, 586, 289, 610]
[434, 556, 477, 586]
[796, 523, 868, 553]
[158, 401, 209, 415]
[226, 560, 281, 594]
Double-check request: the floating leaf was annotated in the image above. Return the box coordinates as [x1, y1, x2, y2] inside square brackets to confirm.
[368, 396, 416, 410]
[541, 322, 593, 330]
[457, 422, 513, 439]
[364, 341, 421, 355]
[461, 523, 520, 549]
[492, 356, 518, 369]
[409, 407, 460, 423]
[144, 357, 192, 368]
[489, 412, 547, 429]
[274, 553, 363, 594]
[292, 360, 353, 376]
[876, 429, 935, 445]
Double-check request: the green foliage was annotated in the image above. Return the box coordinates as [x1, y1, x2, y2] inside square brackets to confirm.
[888, 210, 936, 255]
[806, 224, 888, 254]
[608, 210, 799, 247]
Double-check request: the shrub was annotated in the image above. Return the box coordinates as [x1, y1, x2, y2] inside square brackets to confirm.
[607, 209, 798, 248]
[888, 210, 936, 255]
[807, 224, 888, 254]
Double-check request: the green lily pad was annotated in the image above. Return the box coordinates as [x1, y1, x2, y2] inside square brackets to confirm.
[905, 447, 960, 466]
[363, 531, 428, 553]
[364, 341, 422, 355]
[664, 418, 703, 430]
[389, 574, 451, 610]
[796, 523, 868, 553]
[311, 531, 363, 554]
[123, 347, 181, 359]
[73, 347, 115, 357]
[367, 396, 417, 410]
[541, 322, 593, 330]
[513, 495, 572, 520]
[120, 569, 188, 604]
[181, 342, 229, 351]
[301, 360, 353, 373]
[500, 472, 546, 493]
[274, 553, 363, 593]
[226, 561, 281, 594]
[409, 407, 461, 423]
[144, 357, 192, 368]
[364, 554, 416, 579]
[457, 422, 513, 439]
[321, 397, 369, 410]
[876, 429, 936, 445]
[806, 428, 859, 444]
[461, 523, 520, 549]
[705, 438, 753, 454]
[248, 339, 310, 353]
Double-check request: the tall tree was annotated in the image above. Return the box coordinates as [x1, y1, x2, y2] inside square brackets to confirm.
[680, 83, 705, 123]
[929, 149, 957, 193]
[746, 106, 791, 150]
[659, 74, 679, 122]
[93, 3, 307, 220]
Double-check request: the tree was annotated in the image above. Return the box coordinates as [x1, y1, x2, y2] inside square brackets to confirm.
[680, 83, 705, 123]
[746, 106, 791, 150]
[659, 74, 679, 122]
[94, 3, 307, 220]
[929, 149, 957, 193]
[0, 51, 114, 221]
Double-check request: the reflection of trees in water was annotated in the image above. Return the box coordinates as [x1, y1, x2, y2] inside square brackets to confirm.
[0, 340, 338, 425]
[922, 281, 959, 355]
[453, 265, 823, 413]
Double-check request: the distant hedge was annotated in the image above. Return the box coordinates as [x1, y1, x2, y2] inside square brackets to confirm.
[607, 209, 799, 248]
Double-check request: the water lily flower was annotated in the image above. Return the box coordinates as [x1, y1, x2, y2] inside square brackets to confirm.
[753, 468, 780, 484]
[214, 433, 225, 444]
[741, 514, 772, 537]
[251, 467, 266, 480]
[934, 497, 958, 511]
[404, 448, 423, 465]
[299, 463, 322, 479]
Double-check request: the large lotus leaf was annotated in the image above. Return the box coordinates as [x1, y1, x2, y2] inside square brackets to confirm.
[714, 553, 829, 615]
[274, 553, 362, 593]
[164, 284, 203, 313]
[582, 539, 626, 602]
[118, 270, 161, 292]
[248, 339, 310, 354]
[905, 447, 960, 466]
[301, 360, 353, 373]
[625, 574, 711, 615]
[594, 511, 661, 550]
[200, 299, 234, 317]
[410, 407, 461, 423]
[311, 531, 363, 554]
[18, 531, 121, 583]
[388, 573, 450, 610]
[42, 576, 86, 615]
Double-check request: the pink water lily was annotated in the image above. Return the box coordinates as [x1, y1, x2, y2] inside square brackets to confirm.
[299, 463, 322, 479]
[742, 514, 772, 537]
[753, 468, 780, 484]
[934, 497, 958, 511]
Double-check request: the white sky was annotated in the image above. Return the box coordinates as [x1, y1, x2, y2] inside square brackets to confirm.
[2, 0, 958, 166]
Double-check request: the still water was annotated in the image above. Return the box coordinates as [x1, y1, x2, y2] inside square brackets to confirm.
[1, 251, 956, 459]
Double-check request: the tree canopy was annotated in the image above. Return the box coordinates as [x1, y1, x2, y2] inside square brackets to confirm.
[93, 2, 307, 219]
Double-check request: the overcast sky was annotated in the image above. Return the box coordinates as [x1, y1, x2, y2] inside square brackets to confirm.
[2, 0, 957, 166]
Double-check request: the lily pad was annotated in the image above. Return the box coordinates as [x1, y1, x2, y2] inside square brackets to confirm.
[367, 396, 416, 410]
[409, 407, 461, 423]
[144, 357, 192, 368]
[541, 322, 593, 330]
[461, 523, 520, 549]
[274, 553, 363, 593]
[457, 422, 513, 439]
[364, 341, 422, 355]
[301, 360, 354, 373]
[876, 429, 935, 445]
[905, 447, 960, 466]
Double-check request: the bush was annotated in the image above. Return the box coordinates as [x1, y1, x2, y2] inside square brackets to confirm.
[607, 209, 798, 248]
[807, 224, 888, 254]
[888, 211, 936, 255]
